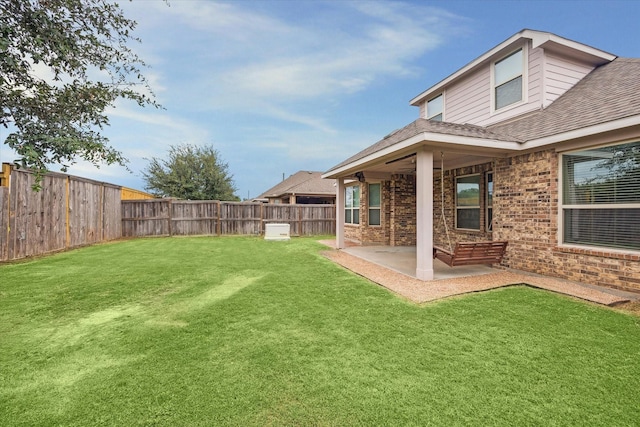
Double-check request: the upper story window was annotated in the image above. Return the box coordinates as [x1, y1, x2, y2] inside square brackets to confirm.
[560, 140, 640, 252]
[345, 185, 360, 225]
[427, 94, 443, 121]
[494, 48, 523, 110]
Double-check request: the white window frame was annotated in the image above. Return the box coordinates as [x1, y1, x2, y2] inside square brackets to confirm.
[368, 182, 381, 226]
[345, 184, 360, 225]
[426, 93, 444, 121]
[558, 140, 640, 254]
[455, 173, 481, 231]
[491, 45, 527, 113]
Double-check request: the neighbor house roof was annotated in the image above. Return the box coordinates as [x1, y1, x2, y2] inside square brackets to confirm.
[258, 171, 336, 199]
[324, 57, 640, 177]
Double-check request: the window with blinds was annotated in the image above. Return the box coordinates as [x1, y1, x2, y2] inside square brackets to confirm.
[427, 94, 443, 121]
[494, 48, 523, 110]
[561, 141, 640, 251]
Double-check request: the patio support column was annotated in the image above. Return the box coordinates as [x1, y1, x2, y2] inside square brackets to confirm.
[336, 178, 345, 249]
[416, 147, 434, 280]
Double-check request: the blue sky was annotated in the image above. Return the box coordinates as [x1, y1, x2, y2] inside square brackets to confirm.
[2, 0, 640, 199]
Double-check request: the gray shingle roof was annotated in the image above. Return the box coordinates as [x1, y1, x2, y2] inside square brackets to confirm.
[326, 57, 640, 175]
[327, 119, 518, 172]
[489, 58, 640, 141]
[258, 171, 335, 198]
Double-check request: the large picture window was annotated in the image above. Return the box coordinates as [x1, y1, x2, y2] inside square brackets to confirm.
[368, 183, 381, 226]
[345, 185, 360, 225]
[456, 175, 480, 230]
[561, 141, 640, 251]
[494, 48, 523, 110]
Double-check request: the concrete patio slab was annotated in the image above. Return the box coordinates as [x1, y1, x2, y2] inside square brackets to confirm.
[318, 240, 639, 306]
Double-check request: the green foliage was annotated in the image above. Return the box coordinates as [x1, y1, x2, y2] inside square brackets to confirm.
[1, 237, 639, 425]
[0, 0, 160, 186]
[143, 143, 239, 200]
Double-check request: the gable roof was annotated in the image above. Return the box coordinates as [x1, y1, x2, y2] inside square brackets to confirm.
[410, 29, 616, 106]
[324, 57, 640, 178]
[258, 171, 336, 199]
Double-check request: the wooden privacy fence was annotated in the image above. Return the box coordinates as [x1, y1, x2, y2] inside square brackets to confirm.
[0, 164, 336, 262]
[0, 167, 121, 261]
[122, 199, 336, 237]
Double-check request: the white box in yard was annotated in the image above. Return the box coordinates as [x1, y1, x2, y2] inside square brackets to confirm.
[264, 223, 291, 241]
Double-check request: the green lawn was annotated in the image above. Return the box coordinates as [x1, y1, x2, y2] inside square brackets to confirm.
[1, 237, 639, 426]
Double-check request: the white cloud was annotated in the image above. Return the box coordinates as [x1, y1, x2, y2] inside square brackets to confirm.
[129, 1, 463, 120]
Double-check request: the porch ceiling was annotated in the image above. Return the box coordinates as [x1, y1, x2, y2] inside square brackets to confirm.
[340, 145, 507, 179]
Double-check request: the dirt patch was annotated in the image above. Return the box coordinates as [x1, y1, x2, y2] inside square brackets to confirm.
[615, 301, 640, 316]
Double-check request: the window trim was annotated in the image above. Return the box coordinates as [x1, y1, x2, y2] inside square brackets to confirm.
[455, 173, 481, 231]
[426, 93, 444, 121]
[368, 182, 381, 226]
[486, 172, 493, 232]
[491, 45, 527, 113]
[558, 140, 640, 254]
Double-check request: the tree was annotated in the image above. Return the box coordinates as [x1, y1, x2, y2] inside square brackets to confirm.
[143, 144, 239, 201]
[0, 0, 160, 186]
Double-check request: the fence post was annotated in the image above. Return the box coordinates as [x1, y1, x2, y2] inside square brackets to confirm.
[167, 198, 173, 236]
[216, 200, 221, 236]
[260, 203, 264, 235]
[99, 183, 105, 241]
[65, 176, 70, 248]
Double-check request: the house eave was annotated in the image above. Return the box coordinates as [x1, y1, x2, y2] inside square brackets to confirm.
[322, 133, 521, 179]
[323, 115, 640, 180]
[520, 115, 640, 151]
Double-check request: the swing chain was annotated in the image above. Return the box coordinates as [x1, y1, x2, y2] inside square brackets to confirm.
[440, 151, 453, 252]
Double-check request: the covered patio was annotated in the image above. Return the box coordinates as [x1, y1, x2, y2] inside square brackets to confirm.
[341, 245, 494, 280]
[324, 119, 521, 281]
[319, 241, 638, 306]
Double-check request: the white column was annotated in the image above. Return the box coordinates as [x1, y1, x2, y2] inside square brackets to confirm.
[416, 148, 434, 280]
[336, 178, 345, 249]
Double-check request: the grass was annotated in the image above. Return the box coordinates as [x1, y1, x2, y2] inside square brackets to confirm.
[1, 236, 639, 426]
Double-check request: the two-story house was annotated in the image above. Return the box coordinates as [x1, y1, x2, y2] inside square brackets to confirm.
[322, 29, 640, 292]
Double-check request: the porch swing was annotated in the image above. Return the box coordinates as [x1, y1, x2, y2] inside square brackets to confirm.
[432, 152, 508, 267]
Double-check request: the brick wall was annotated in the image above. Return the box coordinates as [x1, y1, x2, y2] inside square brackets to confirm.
[343, 150, 640, 292]
[433, 163, 494, 249]
[390, 174, 416, 246]
[494, 149, 640, 292]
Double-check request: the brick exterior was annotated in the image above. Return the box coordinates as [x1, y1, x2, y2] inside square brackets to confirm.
[494, 149, 640, 292]
[433, 162, 494, 250]
[389, 174, 416, 246]
[350, 149, 640, 293]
